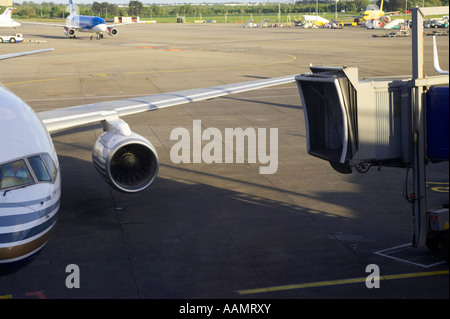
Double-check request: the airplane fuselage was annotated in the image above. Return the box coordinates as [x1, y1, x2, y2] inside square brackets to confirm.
[0, 85, 61, 275]
[362, 10, 385, 21]
[362, 0, 385, 21]
[0, 21, 21, 28]
[66, 14, 107, 33]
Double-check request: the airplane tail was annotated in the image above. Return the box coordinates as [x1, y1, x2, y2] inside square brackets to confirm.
[1, 7, 14, 17]
[69, 0, 77, 16]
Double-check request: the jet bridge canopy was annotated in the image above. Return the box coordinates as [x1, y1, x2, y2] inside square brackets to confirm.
[295, 66, 358, 173]
[296, 65, 414, 174]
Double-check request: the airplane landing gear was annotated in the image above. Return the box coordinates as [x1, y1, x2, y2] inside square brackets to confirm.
[92, 33, 104, 40]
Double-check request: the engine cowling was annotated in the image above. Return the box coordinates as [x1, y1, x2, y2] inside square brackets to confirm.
[64, 28, 76, 37]
[92, 120, 159, 193]
[107, 27, 118, 36]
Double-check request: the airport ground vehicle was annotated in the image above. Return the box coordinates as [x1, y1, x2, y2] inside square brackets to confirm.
[0, 33, 24, 43]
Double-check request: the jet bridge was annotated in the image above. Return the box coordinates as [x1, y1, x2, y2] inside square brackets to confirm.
[296, 66, 415, 174]
[295, 6, 449, 255]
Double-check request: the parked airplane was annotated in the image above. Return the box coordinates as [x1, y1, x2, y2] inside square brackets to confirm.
[0, 7, 21, 28]
[21, 0, 128, 39]
[362, 0, 387, 22]
[0, 49, 295, 275]
[348, 0, 399, 28]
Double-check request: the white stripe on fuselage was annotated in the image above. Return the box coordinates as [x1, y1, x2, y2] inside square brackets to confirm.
[0, 199, 59, 236]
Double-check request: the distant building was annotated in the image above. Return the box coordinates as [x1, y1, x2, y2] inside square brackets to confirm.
[114, 16, 140, 23]
[0, 0, 13, 7]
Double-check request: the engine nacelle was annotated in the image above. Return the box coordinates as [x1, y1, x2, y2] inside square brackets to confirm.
[64, 28, 76, 37]
[92, 120, 159, 193]
[108, 27, 118, 36]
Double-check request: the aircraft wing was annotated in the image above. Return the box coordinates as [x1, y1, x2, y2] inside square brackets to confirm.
[0, 48, 54, 61]
[18, 21, 90, 31]
[38, 75, 296, 133]
[21, 21, 91, 31]
[22, 22, 90, 31]
[18, 21, 65, 27]
[107, 22, 136, 28]
[433, 35, 449, 75]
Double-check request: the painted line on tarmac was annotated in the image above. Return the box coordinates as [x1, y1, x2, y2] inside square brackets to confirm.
[236, 270, 449, 295]
[426, 181, 449, 193]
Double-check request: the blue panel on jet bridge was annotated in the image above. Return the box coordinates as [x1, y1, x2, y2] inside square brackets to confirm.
[426, 85, 449, 161]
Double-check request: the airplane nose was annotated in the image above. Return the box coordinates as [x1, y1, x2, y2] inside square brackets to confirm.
[98, 24, 107, 32]
[0, 202, 58, 275]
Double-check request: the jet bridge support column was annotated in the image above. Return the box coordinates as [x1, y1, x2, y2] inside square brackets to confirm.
[410, 6, 449, 248]
[411, 6, 427, 248]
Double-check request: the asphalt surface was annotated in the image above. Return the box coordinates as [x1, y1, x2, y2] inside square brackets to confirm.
[0, 22, 448, 300]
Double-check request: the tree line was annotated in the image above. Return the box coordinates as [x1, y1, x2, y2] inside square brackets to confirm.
[7, 0, 450, 19]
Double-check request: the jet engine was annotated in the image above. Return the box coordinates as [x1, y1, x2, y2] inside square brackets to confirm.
[64, 28, 76, 37]
[107, 27, 118, 36]
[92, 119, 159, 193]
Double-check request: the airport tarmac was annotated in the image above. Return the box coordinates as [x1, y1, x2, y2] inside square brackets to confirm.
[0, 23, 448, 300]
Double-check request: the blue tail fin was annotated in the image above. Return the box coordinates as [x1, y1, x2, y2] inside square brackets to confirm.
[69, 0, 77, 16]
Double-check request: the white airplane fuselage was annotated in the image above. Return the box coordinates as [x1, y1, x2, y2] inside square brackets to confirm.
[0, 85, 61, 274]
[0, 20, 21, 28]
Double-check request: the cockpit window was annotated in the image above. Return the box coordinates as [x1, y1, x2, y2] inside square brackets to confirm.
[0, 159, 34, 190]
[42, 154, 57, 181]
[0, 153, 58, 191]
[28, 155, 51, 182]
[93, 17, 104, 25]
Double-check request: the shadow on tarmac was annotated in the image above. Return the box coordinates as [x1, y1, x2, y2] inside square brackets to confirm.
[1, 149, 447, 298]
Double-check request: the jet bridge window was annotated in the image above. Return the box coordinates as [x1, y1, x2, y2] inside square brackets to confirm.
[0, 159, 35, 190]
